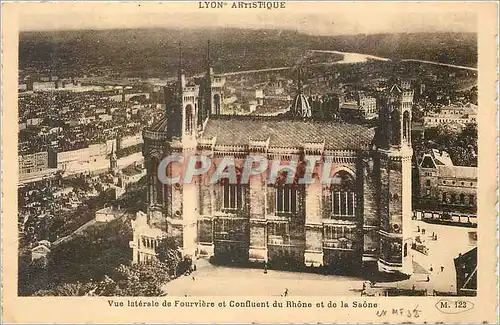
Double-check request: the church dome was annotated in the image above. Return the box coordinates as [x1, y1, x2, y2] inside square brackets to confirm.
[292, 93, 312, 118]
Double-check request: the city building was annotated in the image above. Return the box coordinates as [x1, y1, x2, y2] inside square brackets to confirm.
[357, 92, 378, 120]
[120, 163, 146, 188]
[133, 44, 416, 276]
[19, 151, 49, 176]
[95, 206, 123, 223]
[340, 101, 361, 120]
[238, 87, 264, 105]
[423, 103, 477, 128]
[267, 79, 285, 95]
[454, 246, 477, 296]
[417, 149, 477, 213]
[31, 242, 51, 267]
[130, 211, 166, 264]
[33, 81, 57, 91]
[56, 140, 115, 172]
[320, 91, 343, 120]
[19, 151, 58, 183]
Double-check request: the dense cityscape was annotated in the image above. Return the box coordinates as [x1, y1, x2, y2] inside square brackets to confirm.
[19, 28, 477, 297]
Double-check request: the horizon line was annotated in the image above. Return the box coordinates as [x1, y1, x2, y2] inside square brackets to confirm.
[19, 26, 478, 36]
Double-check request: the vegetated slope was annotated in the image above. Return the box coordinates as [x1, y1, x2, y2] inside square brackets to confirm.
[19, 28, 477, 78]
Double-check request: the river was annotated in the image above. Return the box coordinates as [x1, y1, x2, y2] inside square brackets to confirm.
[82, 48, 477, 87]
[309, 49, 477, 71]
[213, 49, 477, 77]
[309, 49, 390, 63]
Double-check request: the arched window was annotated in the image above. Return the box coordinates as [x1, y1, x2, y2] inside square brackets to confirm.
[222, 180, 244, 211]
[219, 166, 246, 212]
[459, 193, 465, 204]
[331, 171, 356, 217]
[272, 168, 304, 216]
[391, 109, 401, 145]
[276, 184, 299, 215]
[185, 105, 193, 133]
[213, 94, 221, 115]
[150, 157, 163, 204]
[403, 111, 410, 142]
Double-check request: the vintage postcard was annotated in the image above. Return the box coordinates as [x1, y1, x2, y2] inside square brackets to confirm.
[1, 1, 498, 323]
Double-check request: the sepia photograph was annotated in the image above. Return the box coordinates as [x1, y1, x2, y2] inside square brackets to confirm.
[2, 1, 498, 323]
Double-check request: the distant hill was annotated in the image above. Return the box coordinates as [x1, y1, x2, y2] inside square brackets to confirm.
[19, 28, 477, 78]
[312, 32, 477, 67]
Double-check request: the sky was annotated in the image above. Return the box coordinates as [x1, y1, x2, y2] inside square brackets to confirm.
[13, 2, 478, 35]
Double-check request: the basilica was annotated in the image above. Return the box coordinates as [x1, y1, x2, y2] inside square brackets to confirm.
[131, 43, 415, 275]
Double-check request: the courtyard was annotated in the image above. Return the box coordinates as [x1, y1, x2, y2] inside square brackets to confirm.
[162, 220, 476, 296]
[162, 260, 366, 296]
[406, 219, 476, 294]
[376, 219, 476, 295]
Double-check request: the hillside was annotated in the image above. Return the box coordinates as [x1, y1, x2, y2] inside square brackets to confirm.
[19, 28, 477, 78]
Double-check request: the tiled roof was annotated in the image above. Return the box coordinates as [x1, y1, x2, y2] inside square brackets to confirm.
[390, 84, 402, 93]
[201, 116, 375, 150]
[419, 155, 437, 168]
[438, 165, 477, 180]
[432, 149, 454, 166]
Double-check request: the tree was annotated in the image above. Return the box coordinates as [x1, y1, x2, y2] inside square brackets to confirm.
[33, 262, 172, 297]
[34, 281, 97, 296]
[156, 237, 183, 277]
[104, 262, 171, 296]
[422, 123, 477, 167]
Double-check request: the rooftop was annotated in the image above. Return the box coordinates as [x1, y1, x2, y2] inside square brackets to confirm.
[122, 164, 143, 176]
[201, 116, 375, 150]
[437, 165, 477, 180]
[341, 102, 359, 110]
[432, 149, 454, 166]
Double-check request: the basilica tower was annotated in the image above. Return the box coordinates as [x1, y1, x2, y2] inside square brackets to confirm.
[376, 80, 414, 275]
[168, 42, 199, 258]
[142, 42, 202, 258]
